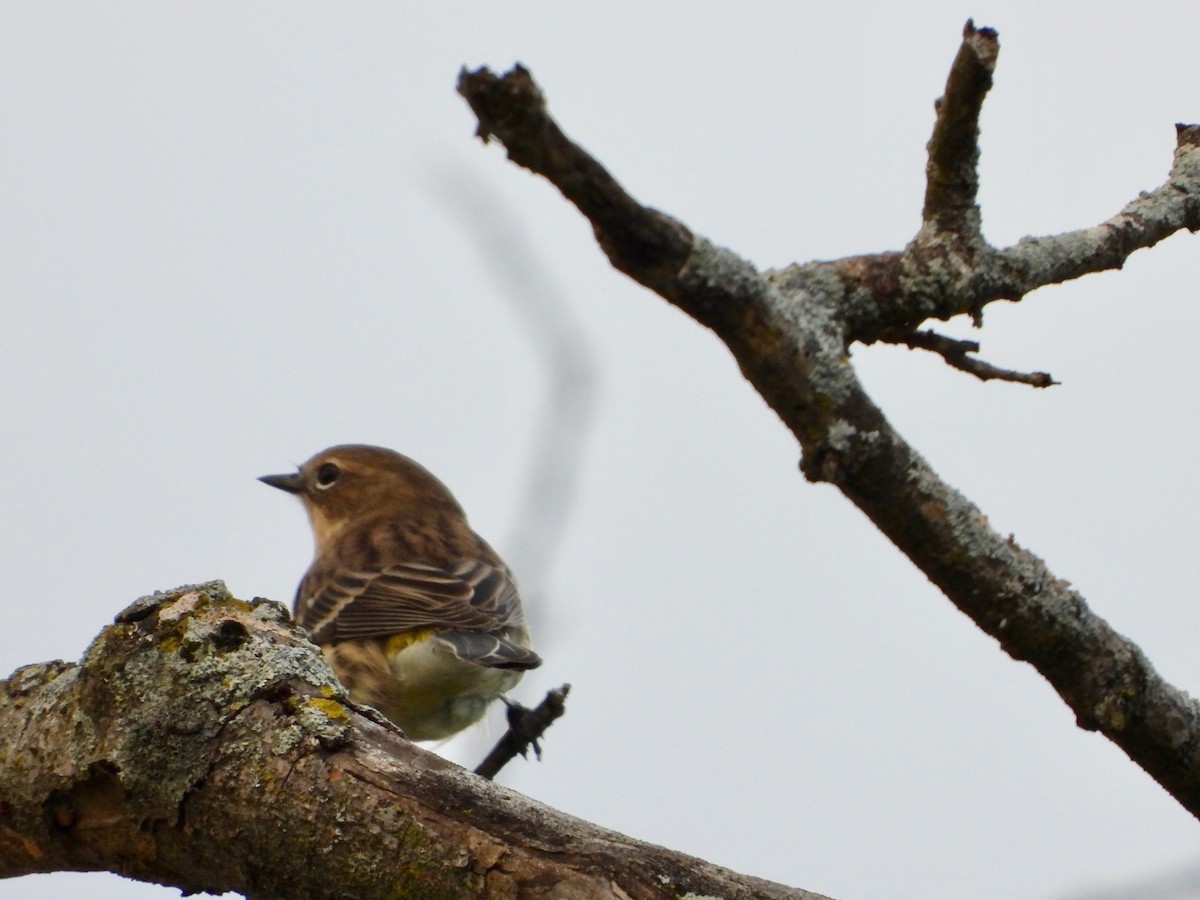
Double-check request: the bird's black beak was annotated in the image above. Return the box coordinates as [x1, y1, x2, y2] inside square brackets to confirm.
[258, 472, 304, 494]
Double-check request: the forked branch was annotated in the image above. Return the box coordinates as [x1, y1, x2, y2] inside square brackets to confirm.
[458, 24, 1200, 820]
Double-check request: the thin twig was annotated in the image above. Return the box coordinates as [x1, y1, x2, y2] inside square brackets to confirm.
[475, 684, 571, 781]
[882, 327, 1058, 387]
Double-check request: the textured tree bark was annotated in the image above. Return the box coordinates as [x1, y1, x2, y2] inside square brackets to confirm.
[456, 20, 1200, 821]
[0, 583, 826, 899]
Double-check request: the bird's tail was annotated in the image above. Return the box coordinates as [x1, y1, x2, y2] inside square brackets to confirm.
[436, 630, 543, 670]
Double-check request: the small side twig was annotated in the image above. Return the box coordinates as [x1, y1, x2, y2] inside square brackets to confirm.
[475, 684, 571, 781]
[883, 327, 1058, 387]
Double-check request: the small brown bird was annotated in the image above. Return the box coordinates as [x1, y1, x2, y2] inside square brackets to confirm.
[260, 444, 540, 740]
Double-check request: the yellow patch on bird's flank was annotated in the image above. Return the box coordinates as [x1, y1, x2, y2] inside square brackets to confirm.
[384, 628, 439, 655]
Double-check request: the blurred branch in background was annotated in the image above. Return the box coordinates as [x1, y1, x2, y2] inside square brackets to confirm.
[432, 168, 599, 620]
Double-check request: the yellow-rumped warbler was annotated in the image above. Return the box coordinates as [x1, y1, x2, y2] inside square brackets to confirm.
[260, 444, 540, 740]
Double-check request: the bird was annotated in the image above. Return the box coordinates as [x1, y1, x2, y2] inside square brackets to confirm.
[259, 444, 541, 741]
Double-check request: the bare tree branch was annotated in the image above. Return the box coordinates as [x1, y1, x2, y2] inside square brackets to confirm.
[474, 684, 571, 781]
[921, 19, 997, 239]
[881, 327, 1058, 387]
[458, 65, 692, 297]
[992, 126, 1200, 291]
[457, 29, 1200, 821]
[771, 121, 1200, 343]
[0, 583, 825, 900]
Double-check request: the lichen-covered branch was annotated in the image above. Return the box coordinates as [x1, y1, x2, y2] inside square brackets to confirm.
[0, 583, 824, 899]
[775, 121, 1200, 346]
[992, 129, 1200, 291]
[457, 29, 1200, 821]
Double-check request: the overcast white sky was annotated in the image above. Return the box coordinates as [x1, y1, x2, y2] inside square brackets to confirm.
[3, 3, 1199, 899]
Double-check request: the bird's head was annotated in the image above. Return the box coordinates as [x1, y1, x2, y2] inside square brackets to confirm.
[259, 444, 463, 548]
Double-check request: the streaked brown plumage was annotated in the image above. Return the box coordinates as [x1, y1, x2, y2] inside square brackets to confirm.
[260, 444, 540, 740]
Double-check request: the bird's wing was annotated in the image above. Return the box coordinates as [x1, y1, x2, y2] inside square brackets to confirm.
[296, 558, 526, 645]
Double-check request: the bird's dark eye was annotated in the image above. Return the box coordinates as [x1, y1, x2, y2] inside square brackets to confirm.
[315, 462, 341, 488]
